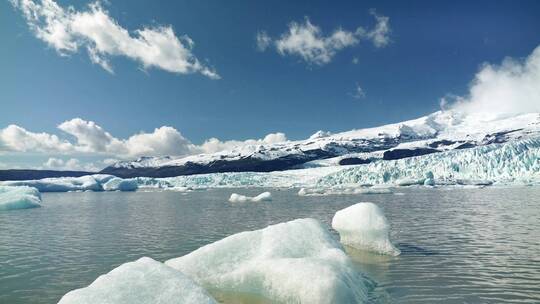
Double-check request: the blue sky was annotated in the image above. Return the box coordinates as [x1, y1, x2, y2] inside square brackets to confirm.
[1, 0, 540, 170]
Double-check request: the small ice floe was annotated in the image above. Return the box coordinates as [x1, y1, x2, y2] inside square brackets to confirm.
[58, 257, 216, 304]
[395, 178, 423, 186]
[166, 218, 369, 304]
[298, 186, 392, 196]
[332, 202, 400, 256]
[0, 186, 42, 211]
[228, 191, 272, 203]
[298, 187, 327, 196]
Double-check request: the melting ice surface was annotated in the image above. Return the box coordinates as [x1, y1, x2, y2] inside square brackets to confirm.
[58, 257, 216, 304]
[228, 191, 272, 202]
[0, 186, 41, 211]
[332, 203, 400, 256]
[166, 218, 370, 304]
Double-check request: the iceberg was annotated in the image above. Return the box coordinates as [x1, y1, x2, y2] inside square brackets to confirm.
[332, 203, 400, 256]
[0, 186, 41, 211]
[228, 191, 272, 203]
[1, 175, 107, 192]
[102, 178, 138, 191]
[58, 257, 216, 304]
[166, 218, 369, 304]
[0, 174, 138, 192]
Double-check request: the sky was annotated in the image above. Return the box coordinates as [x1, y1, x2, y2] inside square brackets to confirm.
[1, 0, 539, 171]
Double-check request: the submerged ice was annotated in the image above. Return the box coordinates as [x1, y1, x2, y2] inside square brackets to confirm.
[0, 186, 41, 211]
[58, 257, 216, 304]
[166, 218, 369, 304]
[332, 202, 400, 256]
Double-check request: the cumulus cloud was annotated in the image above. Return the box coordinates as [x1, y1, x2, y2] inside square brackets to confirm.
[0, 124, 74, 153]
[0, 118, 288, 160]
[449, 45, 540, 120]
[0, 118, 198, 157]
[43, 157, 100, 171]
[199, 132, 287, 154]
[10, 0, 219, 78]
[258, 11, 390, 65]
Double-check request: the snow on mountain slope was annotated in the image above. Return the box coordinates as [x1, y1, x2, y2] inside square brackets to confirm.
[101, 111, 540, 178]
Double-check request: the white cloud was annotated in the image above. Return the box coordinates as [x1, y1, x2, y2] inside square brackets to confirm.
[367, 9, 391, 48]
[102, 158, 119, 165]
[0, 118, 288, 160]
[259, 11, 390, 65]
[351, 83, 366, 99]
[256, 31, 271, 51]
[11, 0, 219, 78]
[450, 45, 540, 121]
[199, 132, 287, 154]
[0, 124, 75, 153]
[43, 157, 99, 171]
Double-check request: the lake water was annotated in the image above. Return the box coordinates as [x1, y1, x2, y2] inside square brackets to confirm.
[1, 187, 539, 303]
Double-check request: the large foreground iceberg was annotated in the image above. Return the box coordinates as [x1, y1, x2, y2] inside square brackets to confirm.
[58, 257, 216, 304]
[332, 203, 400, 256]
[166, 218, 369, 304]
[0, 186, 41, 211]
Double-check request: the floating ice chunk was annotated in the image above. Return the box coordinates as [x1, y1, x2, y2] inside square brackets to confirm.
[298, 186, 391, 196]
[166, 218, 369, 304]
[332, 202, 400, 256]
[228, 191, 271, 203]
[298, 187, 327, 196]
[456, 179, 493, 186]
[1, 175, 109, 192]
[354, 187, 392, 195]
[102, 178, 138, 192]
[395, 178, 423, 186]
[58, 257, 216, 304]
[0, 186, 41, 211]
[423, 178, 435, 186]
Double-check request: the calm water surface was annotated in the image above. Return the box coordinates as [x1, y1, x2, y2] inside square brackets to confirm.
[1, 187, 539, 303]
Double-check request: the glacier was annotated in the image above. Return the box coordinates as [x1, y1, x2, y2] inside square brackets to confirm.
[100, 111, 540, 178]
[165, 218, 370, 304]
[317, 138, 540, 187]
[1, 137, 539, 192]
[228, 191, 272, 203]
[0, 185, 41, 211]
[58, 257, 216, 304]
[332, 203, 400, 256]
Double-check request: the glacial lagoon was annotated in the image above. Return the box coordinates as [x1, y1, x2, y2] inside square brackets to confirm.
[1, 187, 540, 303]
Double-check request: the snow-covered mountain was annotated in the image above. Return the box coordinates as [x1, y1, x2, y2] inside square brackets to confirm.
[101, 111, 540, 178]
